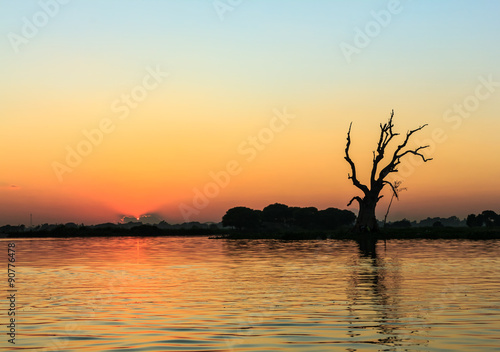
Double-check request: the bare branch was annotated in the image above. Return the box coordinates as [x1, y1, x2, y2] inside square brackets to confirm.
[377, 121, 432, 181]
[347, 196, 363, 207]
[383, 180, 399, 199]
[345, 122, 369, 195]
[382, 180, 407, 227]
[370, 110, 399, 187]
[397, 145, 433, 162]
[393, 124, 429, 159]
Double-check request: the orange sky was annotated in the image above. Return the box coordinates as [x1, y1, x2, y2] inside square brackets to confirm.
[1, 1, 499, 225]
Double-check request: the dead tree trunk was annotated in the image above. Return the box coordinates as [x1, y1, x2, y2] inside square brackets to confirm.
[344, 110, 432, 233]
[352, 193, 379, 232]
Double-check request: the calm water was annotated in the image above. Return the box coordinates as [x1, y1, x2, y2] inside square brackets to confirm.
[1, 237, 500, 351]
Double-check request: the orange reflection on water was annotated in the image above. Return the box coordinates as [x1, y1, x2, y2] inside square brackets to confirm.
[2, 237, 499, 351]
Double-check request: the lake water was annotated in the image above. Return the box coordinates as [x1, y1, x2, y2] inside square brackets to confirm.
[1, 237, 500, 351]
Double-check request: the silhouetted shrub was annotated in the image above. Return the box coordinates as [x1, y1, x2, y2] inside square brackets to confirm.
[222, 207, 261, 230]
[222, 204, 355, 231]
[467, 214, 484, 227]
[262, 203, 291, 225]
[482, 210, 498, 227]
[316, 208, 356, 230]
[389, 219, 411, 228]
[290, 206, 318, 229]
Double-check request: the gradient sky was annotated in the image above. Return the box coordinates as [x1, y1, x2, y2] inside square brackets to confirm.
[1, 0, 499, 225]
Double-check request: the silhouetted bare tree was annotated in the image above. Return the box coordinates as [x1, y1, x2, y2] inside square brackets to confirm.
[345, 110, 431, 232]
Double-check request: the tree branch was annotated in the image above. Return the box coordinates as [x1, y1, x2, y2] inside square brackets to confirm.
[370, 110, 399, 188]
[393, 124, 429, 159]
[377, 122, 432, 181]
[345, 122, 369, 195]
[383, 180, 399, 199]
[347, 196, 363, 207]
[396, 145, 433, 162]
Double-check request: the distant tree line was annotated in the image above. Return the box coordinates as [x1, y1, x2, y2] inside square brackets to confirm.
[466, 210, 500, 227]
[0, 221, 224, 237]
[222, 203, 356, 231]
[383, 211, 500, 228]
[385, 216, 467, 228]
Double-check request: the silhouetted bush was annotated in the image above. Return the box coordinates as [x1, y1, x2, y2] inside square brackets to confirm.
[388, 219, 411, 228]
[417, 216, 464, 227]
[467, 214, 484, 227]
[222, 207, 261, 230]
[466, 210, 500, 227]
[316, 208, 356, 230]
[222, 204, 355, 231]
[262, 203, 291, 225]
[290, 206, 318, 229]
[482, 210, 498, 227]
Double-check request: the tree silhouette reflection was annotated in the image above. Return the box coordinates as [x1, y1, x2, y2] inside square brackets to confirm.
[345, 239, 408, 347]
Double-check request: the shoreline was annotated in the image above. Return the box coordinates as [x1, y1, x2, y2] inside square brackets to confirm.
[218, 226, 500, 240]
[2, 226, 500, 240]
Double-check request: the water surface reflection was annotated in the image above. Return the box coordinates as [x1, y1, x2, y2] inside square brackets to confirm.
[1, 237, 499, 351]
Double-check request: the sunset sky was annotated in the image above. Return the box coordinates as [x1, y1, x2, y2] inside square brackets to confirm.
[1, 0, 499, 226]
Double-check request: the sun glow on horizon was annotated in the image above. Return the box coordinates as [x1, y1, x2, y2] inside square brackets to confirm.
[1, 1, 499, 226]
